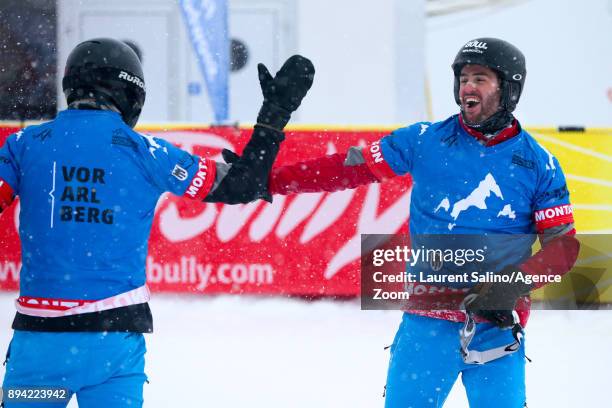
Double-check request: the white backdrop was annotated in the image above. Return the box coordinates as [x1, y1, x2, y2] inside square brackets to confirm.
[57, 0, 427, 125]
[57, 0, 611, 126]
[426, 0, 612, 126]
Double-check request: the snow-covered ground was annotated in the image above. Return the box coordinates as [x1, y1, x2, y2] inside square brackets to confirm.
[0, 293, 611, 407]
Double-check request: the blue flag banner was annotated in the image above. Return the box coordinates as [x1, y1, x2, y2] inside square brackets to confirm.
[179, 0, 229, 123]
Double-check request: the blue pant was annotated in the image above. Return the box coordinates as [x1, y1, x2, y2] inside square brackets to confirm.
[385, 313, 526, 408]
[2, 331, 147, 408]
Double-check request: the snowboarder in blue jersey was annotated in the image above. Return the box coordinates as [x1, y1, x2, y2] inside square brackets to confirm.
[0, 38, 314, 407]
[253, 38, 580, 407]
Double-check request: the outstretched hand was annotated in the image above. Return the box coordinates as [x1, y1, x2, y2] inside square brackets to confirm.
[257, 55, 315, 130]
[258, 55, 315, 114]
[207, 55, 314, 204]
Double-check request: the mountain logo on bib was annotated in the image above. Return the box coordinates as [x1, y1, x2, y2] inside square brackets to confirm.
[434, 173, 515, 230]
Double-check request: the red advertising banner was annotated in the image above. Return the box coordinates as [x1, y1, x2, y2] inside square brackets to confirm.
[0, 125, 411, 295]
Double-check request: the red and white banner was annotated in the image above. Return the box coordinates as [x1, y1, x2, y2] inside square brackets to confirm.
[0, 125, 411, 295]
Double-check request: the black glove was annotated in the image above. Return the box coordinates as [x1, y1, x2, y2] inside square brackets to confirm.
[464, 265, 533, 328]
[204, 56, 314, 204]
[256, 55, 315, 131]
[203, 126, 282, 204]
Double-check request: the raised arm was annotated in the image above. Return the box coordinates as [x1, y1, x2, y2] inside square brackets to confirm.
[264, 122, 433, 196]
[268, 147, 383, 195]
[221, 124, 424, 197]
[203, 55, 315, 204]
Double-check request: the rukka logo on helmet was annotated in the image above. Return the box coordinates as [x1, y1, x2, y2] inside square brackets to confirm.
[462, 41, 488, 54]
[464, 40, 487, 50]
[118, 71, 145, 90]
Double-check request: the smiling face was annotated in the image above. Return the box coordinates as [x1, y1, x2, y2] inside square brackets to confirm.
[458, 64, 502, 124]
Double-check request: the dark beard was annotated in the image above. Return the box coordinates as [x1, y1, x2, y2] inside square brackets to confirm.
[461, 108, 515, 136]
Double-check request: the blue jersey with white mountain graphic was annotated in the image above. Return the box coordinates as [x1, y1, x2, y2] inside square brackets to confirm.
[377, 115, 572, 274]
[0, 109, 209, 299]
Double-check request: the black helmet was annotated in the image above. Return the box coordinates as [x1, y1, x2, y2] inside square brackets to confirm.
[451, 38, 526, 112]
[62, 38, 146, 128]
